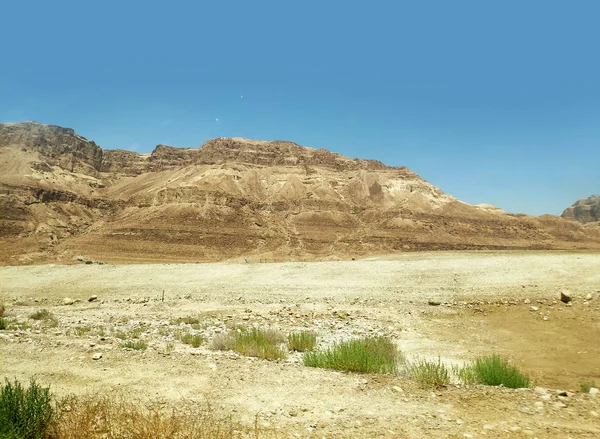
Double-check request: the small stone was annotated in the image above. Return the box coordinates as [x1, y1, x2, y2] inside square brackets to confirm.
[589, 387, 599, 395]
[560, 291, 572, 303]
[590, 410, 599, 417]
[392, 386, 404, 393]
[463, 434, 474, 439]
[288, 410, 298, 417]
[553, 402, 567, 409]
[509, 425, 522, 432]
[92, 353, 102, 360]
[534, 401, 544, 409]
[62, 298, 74, 305]
[88, 295, 98, 302]
[428, 300, 441, 306]
[540, 393, 552, 401]
[524, 299, 531, 304]
[482, 423, 495, 430]
[530, 306, 539, 312]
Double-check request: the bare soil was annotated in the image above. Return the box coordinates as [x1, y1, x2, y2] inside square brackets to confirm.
[1, 251, 600, 438]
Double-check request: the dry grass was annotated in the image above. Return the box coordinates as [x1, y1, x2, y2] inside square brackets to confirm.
[51, 394, 240, 439]
[29, 309, 53, 320]
[407, 357, 451, 388]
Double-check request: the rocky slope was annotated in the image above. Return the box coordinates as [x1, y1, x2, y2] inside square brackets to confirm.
[1, 121, 599, 265]
[562, 195, 600, 227]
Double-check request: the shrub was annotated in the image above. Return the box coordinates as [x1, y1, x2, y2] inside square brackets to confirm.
[580, 380, 597, 393]
[29, 309, 52, 321]
[288, 331, 317, 352]
[303, 336, 401, 374]
[407, 357, 451, 388]
[0, 378, 54, 439]
[210, 328, 287, 360]
[0, 318, 7, 330]
[180, 333, 204, 348]
[459, 354, 531, 389]
[120, 340, 147, 351]
[175, 316, 200, 325]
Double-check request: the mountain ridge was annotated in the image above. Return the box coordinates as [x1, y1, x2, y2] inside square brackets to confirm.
[1, 121, 599, 265]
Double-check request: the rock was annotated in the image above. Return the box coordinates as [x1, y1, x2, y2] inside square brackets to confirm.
[92, 353, 102, 360]
[553, 401, 567, 409]
[62, 297, 74, 305]
[428, 300, 441, 306]
[585, 293, 593, 300]
[523, 299, 531, 304]
[589, 387, 599, 395]
[88, 295, 98, 302]
[560, 291, 572, 303]
[590, 411, 599, 417]
[530, 306, 539, 311]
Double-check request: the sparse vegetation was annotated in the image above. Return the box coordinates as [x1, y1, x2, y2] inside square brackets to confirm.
[0, 378, 54, 439]
[407, 357, 451, 388]
[288, 330, 317, 352]
[458, 354, 531, 389]
[580, 380, 597, 393]
[50, 394, 238, 439]
[303, 336, 402, 374]
[0, 318, 7, 330]
[0, 302, 5, 317]
[73, 326, 92, 337]
[29, 309, 52, 321]
[120, 340, 148, 351]
[175, 316, 201, 325]
[211, 327, 287, 360]
[179, 333, 204, 348]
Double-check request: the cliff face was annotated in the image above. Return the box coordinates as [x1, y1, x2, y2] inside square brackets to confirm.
[1, 121, 599, 265]
[0, 122, 103, 173]
[562, 195, 600, 224]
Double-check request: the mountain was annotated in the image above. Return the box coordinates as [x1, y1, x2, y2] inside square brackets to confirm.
[561, 195, 600, 228]
[1, 121, 599, 265]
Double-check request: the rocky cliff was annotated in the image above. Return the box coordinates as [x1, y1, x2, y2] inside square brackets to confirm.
[561, 195, 600, 227]
[1, 121, 599, 265]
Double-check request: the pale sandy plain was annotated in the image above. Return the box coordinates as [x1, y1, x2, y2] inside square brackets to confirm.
[1, 251, 599, 438]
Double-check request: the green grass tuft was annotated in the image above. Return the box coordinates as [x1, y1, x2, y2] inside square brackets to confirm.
[120, 340, 148, 351]
[179, 333, 204, 348]
[288, 331, 317, 352]
[0, 318, 7, 330]
[0, 378, 54, 439]
[210, 327, 287, 360]
[579, 380, 597, 393]
[407, 357, 451, 388]
[303, 336, 401, 374]
[459, 354, 531, 389]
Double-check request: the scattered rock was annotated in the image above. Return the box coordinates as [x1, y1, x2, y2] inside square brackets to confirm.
[92, 353, 102, 360]
[88, 295, 98, 302]
[428, 300, 441, 306]
[62, 298, 74, 305]
[560, 291, 572, 303]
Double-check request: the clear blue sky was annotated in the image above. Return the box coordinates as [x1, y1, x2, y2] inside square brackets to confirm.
[1, 0, 598, 215]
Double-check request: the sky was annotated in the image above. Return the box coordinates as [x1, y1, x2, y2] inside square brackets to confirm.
[1, 0, 599, 215]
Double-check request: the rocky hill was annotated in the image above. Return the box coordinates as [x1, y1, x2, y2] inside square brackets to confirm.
[1, 121, 599, 265]
[561, 195, 600, 227]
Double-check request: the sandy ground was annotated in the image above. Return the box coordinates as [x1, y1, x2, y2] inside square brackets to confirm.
[1, 251, 600, 438]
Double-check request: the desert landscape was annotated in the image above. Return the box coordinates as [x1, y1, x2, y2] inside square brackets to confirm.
[1, 252, 600, 438]
[1, 122, 600, 438]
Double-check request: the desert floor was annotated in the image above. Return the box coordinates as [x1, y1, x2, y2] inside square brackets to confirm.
[1, 251, 599, 438]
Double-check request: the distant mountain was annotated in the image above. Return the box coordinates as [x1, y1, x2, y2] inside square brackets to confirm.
[561, 195, 600, 226]
[1, 121, 599, 265]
